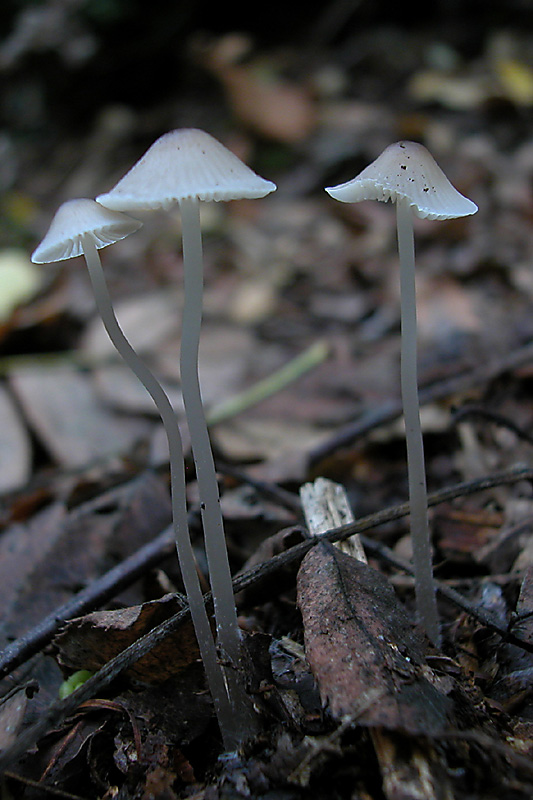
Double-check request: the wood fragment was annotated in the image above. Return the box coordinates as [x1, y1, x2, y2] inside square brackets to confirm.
[1, 466, 533, 773]
[298, 477, 454, 800]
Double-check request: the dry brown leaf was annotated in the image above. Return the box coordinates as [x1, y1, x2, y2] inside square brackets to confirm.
[10, 366, 149, 467]
[54, 594, 200, 683]
[0, 689, 29, 751]
[297, 543, 453, 734]
[0, 384, 32, 492]
[203, 35, 316, 144]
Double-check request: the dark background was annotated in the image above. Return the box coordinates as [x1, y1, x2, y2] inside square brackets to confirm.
[2, 0, 533, 138]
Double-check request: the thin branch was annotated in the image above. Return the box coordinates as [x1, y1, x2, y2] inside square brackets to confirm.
[3, 770, 90, 800]
[0, 525, 176, 680]
[0, 464, 532, 771]
[451, 403, 533, 446]
[309, 338, 533, 465]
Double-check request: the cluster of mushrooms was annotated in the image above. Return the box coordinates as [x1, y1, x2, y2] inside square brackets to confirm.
[32, 131, 478, 750]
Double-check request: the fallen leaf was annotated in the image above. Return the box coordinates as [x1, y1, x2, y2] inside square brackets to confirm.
[93, 363, 183, 417]
[10, 366, 149, 467]
[0, 501, 68, 637]
[213, 417, 325, 463]
[297, 543, 453, 734]
[0, 472, 172, 650]
[0, 249, 42, 321]
[407, 69, 491, 109]
[202, 34, 316, 143]
[512, 567, 533, 647]
[55, 594, 200, 682]
[0, 383, 32, 492]
[495, 58, 533, 105]
[0, 688, 29, 750]
[80, 289, 179, 360]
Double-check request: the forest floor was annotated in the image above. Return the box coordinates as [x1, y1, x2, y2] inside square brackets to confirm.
[2, 12, 533, 799]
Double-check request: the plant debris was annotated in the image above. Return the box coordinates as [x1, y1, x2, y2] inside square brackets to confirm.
[2, 4, 533, 798]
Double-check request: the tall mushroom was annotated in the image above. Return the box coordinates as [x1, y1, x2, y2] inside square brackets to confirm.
[326, 141, 478, 646]
[97, 128, 276, 728]
[31, 198, 240, 748]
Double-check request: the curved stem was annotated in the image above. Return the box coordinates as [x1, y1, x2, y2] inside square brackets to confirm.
[81, 236, 235, 742]
[178, 198, 257, 742]
[396, 199, 440, 647]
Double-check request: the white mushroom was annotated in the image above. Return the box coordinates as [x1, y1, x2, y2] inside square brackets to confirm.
[97, 129, 276, 746]
[326, 142, 478, 646]
[31, 198, 233, 736]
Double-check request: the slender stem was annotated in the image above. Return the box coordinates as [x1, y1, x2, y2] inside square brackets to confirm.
[81, 236, 235, 742]
[178, 198, 257, 743]
[395, 200, 441, 647]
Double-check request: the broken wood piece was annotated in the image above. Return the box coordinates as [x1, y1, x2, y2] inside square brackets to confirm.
[298, 477, 454, 799]
[300, 476, 366, 561]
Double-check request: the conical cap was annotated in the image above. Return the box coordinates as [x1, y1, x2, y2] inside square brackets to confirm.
[326, 141, 477, 220]
[97, 128, 276, 211]
[32, 199, 142, 263]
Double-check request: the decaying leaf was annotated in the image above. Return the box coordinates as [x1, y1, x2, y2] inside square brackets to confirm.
[0, 384, 32, 492]
[0, 248, 42, 321]
[201, 34, 316, 144]
[0, 688, 30, 750]
[513, 566, 533, 646]
[54, 594, 200, 682]
[297, 542, 453, 734]
[10, 366, 149, 467]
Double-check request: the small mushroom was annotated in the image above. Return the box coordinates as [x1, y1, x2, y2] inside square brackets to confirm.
[31, 198, 234, 740]
[326, 142, 478, 646]
[97, 129, 276, 744]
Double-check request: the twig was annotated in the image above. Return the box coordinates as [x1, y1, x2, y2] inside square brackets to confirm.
[451, 404, 533, 446]
[217, 461, 302, 513]
[206, 340, 329, 426]
[358, 536, 520, 637]
[308, 339, 533, 465]
[3, 770, 90, 799]
[0, 464, 532, 772]
[0, 525, 176, 681]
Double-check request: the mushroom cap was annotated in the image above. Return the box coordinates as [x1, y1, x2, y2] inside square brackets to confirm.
[31, 198, 142, 263]
[96, 128, 277, 212]
[325, 141, 478, 220]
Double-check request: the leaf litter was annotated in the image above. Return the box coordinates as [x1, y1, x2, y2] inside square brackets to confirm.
[2, 10, 533, 800]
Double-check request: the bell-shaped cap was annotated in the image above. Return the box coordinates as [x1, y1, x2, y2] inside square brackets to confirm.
[96, 128, 277, 212]
[325, 141, 478, 220]
[31, 199, 142, 263]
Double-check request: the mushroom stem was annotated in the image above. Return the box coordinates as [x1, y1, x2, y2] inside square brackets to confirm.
[80, 235, 238, 745]
[395, 199, 440, 647]
[178, 198, 257, 740]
